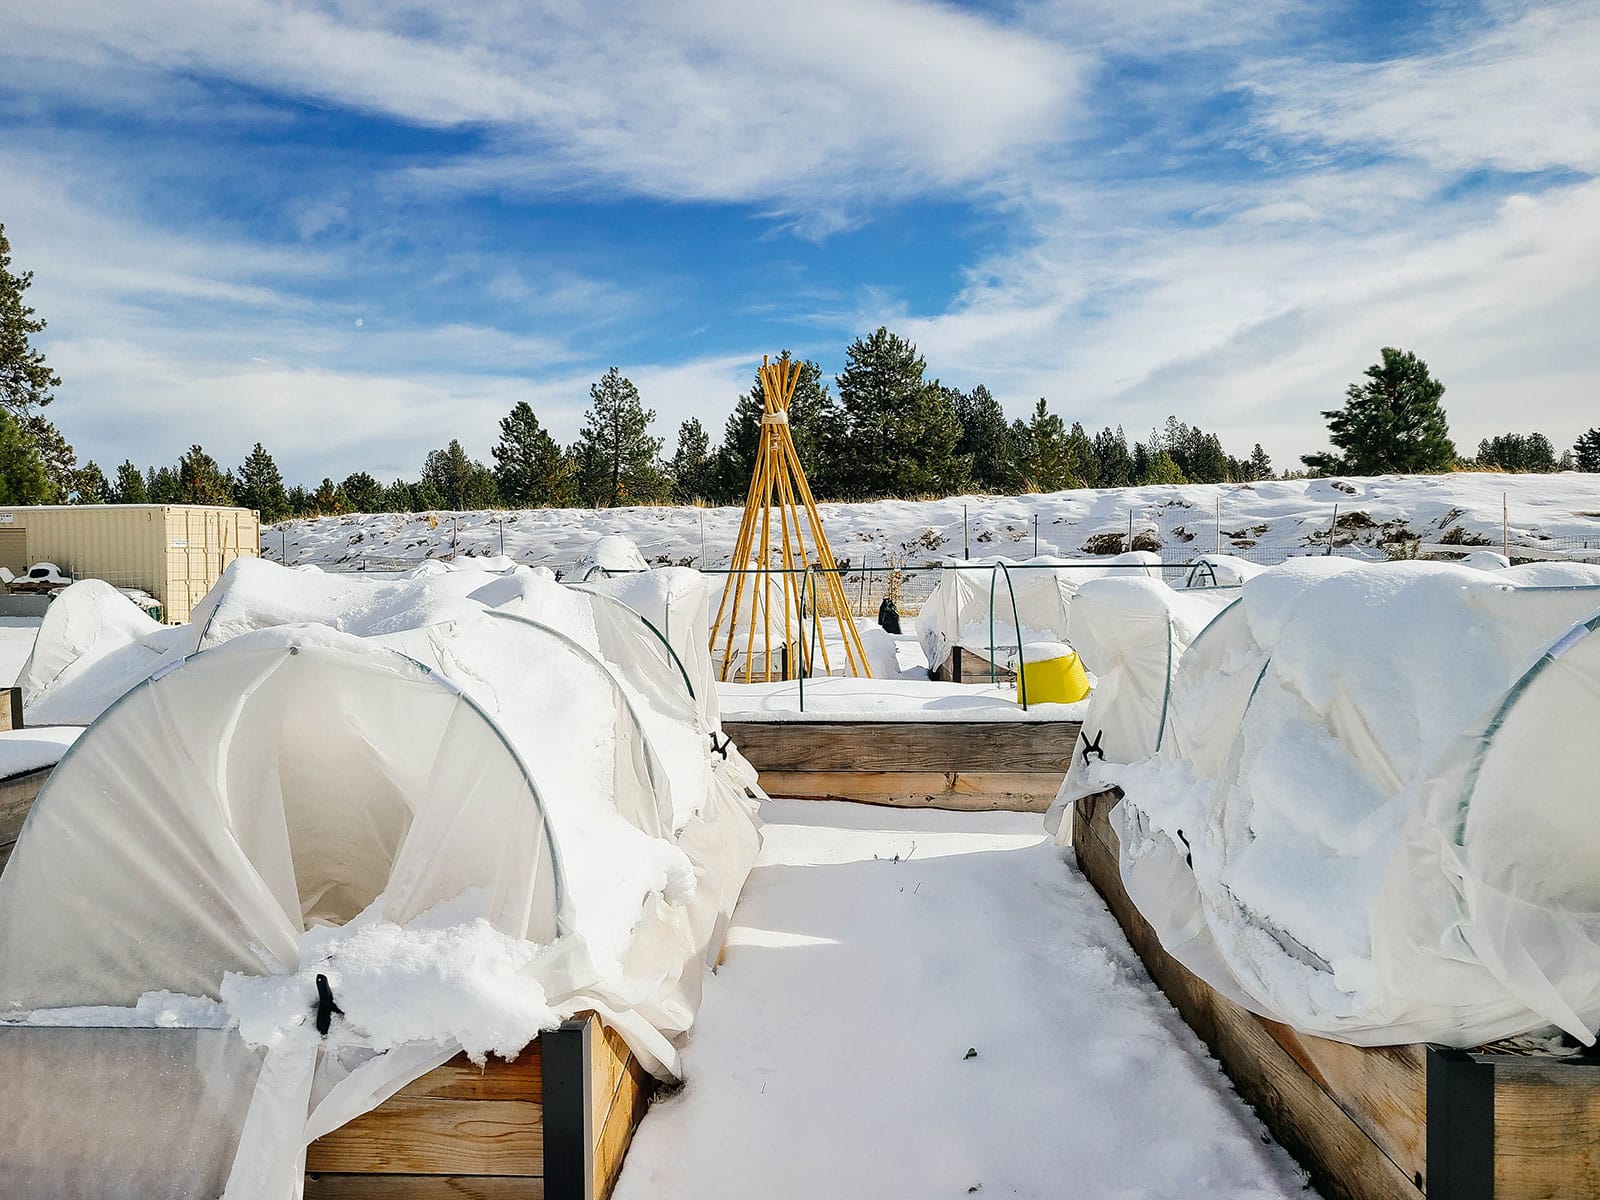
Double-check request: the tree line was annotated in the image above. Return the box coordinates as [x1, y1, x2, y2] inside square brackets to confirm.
[3, 222, 1598, 516]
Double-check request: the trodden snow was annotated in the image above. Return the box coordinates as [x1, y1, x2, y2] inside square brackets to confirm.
[614, 800, 1314, 1200]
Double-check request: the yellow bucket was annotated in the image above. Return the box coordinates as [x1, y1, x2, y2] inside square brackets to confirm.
[1021, 650, 1090, 704]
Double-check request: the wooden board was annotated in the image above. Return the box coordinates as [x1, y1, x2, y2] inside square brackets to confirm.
[1072, 790, 1424, 1200]
[1492, 1057, 1600, 1198]
[759, 769, 1062, 812]
[0, 687, 20, 731]
[724, 719, 1079, 773]
[306, 1014, 652, 1200]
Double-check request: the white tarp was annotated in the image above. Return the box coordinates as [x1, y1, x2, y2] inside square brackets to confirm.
[1090, 560, 1600, 1047]
[0, 560, 762, 1199]
[569, 533, 649, 581]
[917, 553, 1160, 674]
[1043, 577, 1235, 842]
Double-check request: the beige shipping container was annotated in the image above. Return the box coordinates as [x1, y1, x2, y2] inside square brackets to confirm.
[0, 505, 260, 624]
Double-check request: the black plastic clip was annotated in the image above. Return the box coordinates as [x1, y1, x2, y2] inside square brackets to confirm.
[1081, 730, 1105, 767]
[314, 973, 343, 1037]
[709, 732, 732, 760]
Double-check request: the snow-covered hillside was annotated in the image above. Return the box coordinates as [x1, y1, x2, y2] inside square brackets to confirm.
[266, 473, 1600, 575]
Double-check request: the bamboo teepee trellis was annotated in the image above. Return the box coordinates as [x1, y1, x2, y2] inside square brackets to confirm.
[710, 354, 873, 682]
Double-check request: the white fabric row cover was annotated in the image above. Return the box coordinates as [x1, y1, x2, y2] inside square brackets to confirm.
[0, 558, 762, 1199]
[917, 552, 1160, 674]
[569, 533, 650, 581]
[1084, 558, 1600, 1048]
[1043, 577, 1236, 841]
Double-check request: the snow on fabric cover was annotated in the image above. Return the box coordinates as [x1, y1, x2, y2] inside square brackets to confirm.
[917, 552, 1160, 674]
[1095, 560, 1600, 1047]
[0, 563, 761, 1199]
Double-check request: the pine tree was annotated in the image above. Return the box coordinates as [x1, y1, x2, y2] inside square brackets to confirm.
[0, 409, 50, 503]
[493, 401, 573, 506]
[669, 418, 716, 504]
[1015, 399, 1079, 492]
[382, 479, 415, 512]
[312, 478, 343, 514]
[422, 440, 481, 509]
[1092, 427, 1134, 489]
[340, 471, 383, 513]
[1477, 432, 1557, 472]
[834, 327, 966, 498]
[952, 384, 1018, 492]
[1574, 427, 1600, 472]
[147, 465, 180, 504]
[1302, 348, 1456, 475]
[73, 461, 109, 503]
[112, 460, 148, 503]
[1249, 443, 1272, 481]
[0, 223, 61, 418]
[176, 445, 233, 505]
[1140, 450, 1187, 485]
[235, 443, 288, 520]
[20, 416, 76, 501]
[284, 484, 313, 516]
[575, 367, 665, 507]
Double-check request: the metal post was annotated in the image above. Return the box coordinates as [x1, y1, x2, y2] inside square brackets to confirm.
[964, 504, 969, 560]
[1126, 509, 1134, 554]
[1327, 503, 1339, 556]
[1502, 493, 1509, 559]
[498, 519, 504, 556]
[1426, 1047, 1495, 1200]
[1033, 514, 1039, 557]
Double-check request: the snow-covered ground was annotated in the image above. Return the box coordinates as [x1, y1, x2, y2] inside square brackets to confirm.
[615, 800, 1314, 1200]
[266, 473, 1600, 576]
[721, 677, 1090, 722]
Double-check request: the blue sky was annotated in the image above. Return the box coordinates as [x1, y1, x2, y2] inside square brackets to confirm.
[1, 0, 1596, 486]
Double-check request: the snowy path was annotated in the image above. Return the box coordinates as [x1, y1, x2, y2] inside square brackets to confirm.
[615, 800, 1314, 1199]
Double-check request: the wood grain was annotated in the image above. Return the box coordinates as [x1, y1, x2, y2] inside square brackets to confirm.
[305, 1097, 544, 1176]
[1073, 790, 1423, 1200]
[0, 687, 21, 731]
[723, 720, 1079, 773]
[759, 769, 1062, 812]
[305, 1175, 545, 1198]
[1493, 1058, 1600, 1198]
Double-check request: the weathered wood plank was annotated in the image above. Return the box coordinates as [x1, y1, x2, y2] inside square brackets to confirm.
[760, 769, 1062, 812]
[0, 764, 51, 841]
[724, 720, 1079, 773]
[305, 1175, 545, 1198]
[595, 1055, 652, 1200]
[0, 687, 21, 731]
[1493, 1058, 1600, 1198]
[304, 1098, 544, 1177]
[1073, 790, 1423, 1200]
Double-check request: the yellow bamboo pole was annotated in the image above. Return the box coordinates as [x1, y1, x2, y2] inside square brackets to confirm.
[781, 432, 872, 677]
[742, 419, 772, 684]
[775, 434, 830, 675]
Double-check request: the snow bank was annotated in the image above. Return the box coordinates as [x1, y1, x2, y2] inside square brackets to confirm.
[1096, 560, 1600, 1046]
[0, 727, 80, 779]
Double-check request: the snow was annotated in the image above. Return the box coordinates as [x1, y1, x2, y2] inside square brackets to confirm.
[0, 727, 80, 780]
[721, 676, 1090, 722]
[0, 617, 39, 686]
[614, 800, 1313, 1200]
[265, 473, 1600, 574]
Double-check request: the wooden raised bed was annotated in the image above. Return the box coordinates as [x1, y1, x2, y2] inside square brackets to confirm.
[306, 1013, 654, 1199]
[724, 718, 1079, 812]
[1073, 787, 1600, 1200]
[929, 645, 1016, 685]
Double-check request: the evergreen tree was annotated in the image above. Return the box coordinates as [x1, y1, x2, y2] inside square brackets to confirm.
[833, 328, 966, 498]
[147, 465, 180, 504]
[1092, 426, 1135, 489]
[0, 223, 60, 418]
[952, 384, 1018, 492]
[0, 409, 50, 503]
[235, 443, 288, 520]
[21, 416, 76, 501]
[340, 471, 383, 513]
[1064, 421, 1096, 488]
[421, 440, 481, 509]
[1302, 348, 1456, 475]
[1249, 443, 1273, 481]
[312, 478, 343, 514]
[1574, 427, 1600, 472]
[73, 461, 109, 503]
[112, 460, 148, 503]
[462, 463, 500, 509]
[669, 417, 715, 504]
[1140, 450, 1187, 485]
[493, 401, 574, 506]
[716, 355, 842, 501]
[284, 484, 313, 516]
[1476, 432, 1557, 473]
[1014, 399, 1080, 492]
[176, 445, 232, 505]
[1158, 416, 1230, 484]
[382, 479, 415, 512]
[574, 367, 665, 507]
